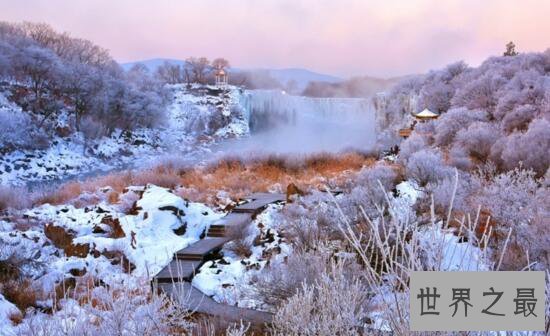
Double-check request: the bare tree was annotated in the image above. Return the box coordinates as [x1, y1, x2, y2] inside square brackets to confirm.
[155, 61, 183, 84]
[211, 57, 230, 71]
[186, 56, 210, 83]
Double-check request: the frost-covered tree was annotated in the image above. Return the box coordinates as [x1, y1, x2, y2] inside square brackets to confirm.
[155, 61, 184, 84]
[0, 21, 167, 148]
[398, 133, 427, 162]
[0, 108, 47, 150]
[13, 45, 61, 113]
[434, 108, 488, 146]
[406, 149, 453, 186]
[499, 118, 550, 176]
[455, 121, 500, 162]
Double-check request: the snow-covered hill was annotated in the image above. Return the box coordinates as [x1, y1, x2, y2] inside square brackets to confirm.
[0, 84, 248, 186]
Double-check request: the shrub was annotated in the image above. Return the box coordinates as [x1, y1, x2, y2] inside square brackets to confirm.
[398, 133, 427, 162]
[18, 282, 193, 335]
[279, 192, 344, 251]
[270, 262, 369, 336]
[501, 104, 537, 133]
[406, 149, 452, 186]
[117, 190, 141, 214]
[355, 164, 398, 206]
[473, 168, 541, 229]
[250, 247, 332, 307]
[455, 121, 500, 162]
[498, 118, 550, 176]
[428, 171, 478, 217]
[224, 221, 253, 258]
[448, 145, 472, 171]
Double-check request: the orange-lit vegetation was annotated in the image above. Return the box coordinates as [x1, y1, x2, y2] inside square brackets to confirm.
[34, 152, 376, 207]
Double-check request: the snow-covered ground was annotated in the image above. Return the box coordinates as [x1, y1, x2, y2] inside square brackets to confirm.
[0, 84, 248, 187]
[0, 294, 19, 335]
[192, 203, 291, 310]
[1, 184, 222, 300]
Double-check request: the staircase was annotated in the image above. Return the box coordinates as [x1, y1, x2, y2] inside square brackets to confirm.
[152, 193, 286, 325]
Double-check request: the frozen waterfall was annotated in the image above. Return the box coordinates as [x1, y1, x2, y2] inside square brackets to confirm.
[223, 90, 378, 154]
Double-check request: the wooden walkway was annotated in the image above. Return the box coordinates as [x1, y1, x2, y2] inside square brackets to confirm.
[153, 192, 285, 326]
[158, 282, 273, 325]
[232, 193, 286, 214]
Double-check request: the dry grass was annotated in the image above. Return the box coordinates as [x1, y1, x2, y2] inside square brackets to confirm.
[34, 181, 83, 205]
[1, 279, 40, 313]
[34, 151, 375, 207]
[179, 152, 375, 204]
[44, 224, 90, 257]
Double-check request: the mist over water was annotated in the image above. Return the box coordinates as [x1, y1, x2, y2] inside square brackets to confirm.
[212, 90, 377, 157]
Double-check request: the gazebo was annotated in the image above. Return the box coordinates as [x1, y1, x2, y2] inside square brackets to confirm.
[215, 68, 228, 87]
[414, 108, 439, 121]
[398, 108, 440, 138]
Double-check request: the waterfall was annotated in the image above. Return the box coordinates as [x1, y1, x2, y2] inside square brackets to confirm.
[229, 90, 379, 154]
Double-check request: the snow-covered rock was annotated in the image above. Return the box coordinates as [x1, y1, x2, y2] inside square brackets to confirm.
[9, 185, 222, 292]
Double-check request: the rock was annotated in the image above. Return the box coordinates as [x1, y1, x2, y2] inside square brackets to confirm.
[100, 216, 126, 238]
[65, 243, 90, 258]
[103, 250, 136, 273]
[173, 223, 187, 236]
[132, 139, 146, 146]
[95, 206, 109, 213]
[286, 183, 304, 202]
[69, 267, 87, 277]
[44, 224, 90, 257]
[55, 126, 72, 137]
[92, 225, 107, 234]
[159, 205, 185, 217]
[218, 258, 230, 265]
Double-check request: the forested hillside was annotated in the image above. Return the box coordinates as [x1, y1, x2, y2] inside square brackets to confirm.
[0, 22, 165, 153]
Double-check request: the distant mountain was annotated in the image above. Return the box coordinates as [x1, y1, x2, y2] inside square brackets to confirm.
[120, 58, 342, 91]
[121, 58, 187, 71]
[262, 68, 341, 91]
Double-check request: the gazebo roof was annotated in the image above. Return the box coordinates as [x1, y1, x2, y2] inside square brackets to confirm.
[414, 108, 439, 118]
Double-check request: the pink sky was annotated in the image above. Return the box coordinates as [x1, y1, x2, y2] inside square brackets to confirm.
[1, 0, 549, 77]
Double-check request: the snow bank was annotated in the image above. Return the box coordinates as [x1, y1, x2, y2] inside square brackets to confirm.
[0, 294, 19, 336]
